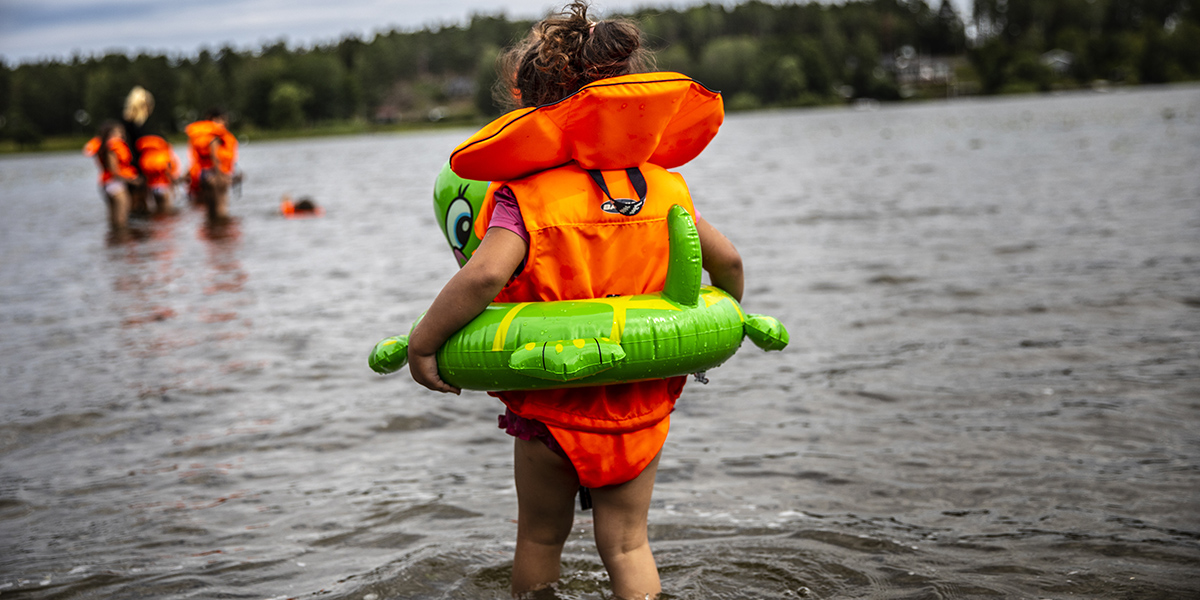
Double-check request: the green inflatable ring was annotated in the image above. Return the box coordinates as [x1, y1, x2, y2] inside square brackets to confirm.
[369, 205, 788, 390]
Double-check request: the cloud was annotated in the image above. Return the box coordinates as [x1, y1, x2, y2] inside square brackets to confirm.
[1, 0, 975, 64]
[1, 0, 566, 62]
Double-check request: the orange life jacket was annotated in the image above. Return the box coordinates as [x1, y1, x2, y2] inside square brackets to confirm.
[84, 136, 138, 183]
[451, 72, 723, 488]
[185, 120, 238, 191]
[135, 135, 180, 187]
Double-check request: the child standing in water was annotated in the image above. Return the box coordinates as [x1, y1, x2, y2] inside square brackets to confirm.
[84, 121, 141, 231]
[408, 2, 743, 598]
[185, 108, 239, 221]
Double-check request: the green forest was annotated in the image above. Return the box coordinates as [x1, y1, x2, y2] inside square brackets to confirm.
[2, 0, 1198, 149]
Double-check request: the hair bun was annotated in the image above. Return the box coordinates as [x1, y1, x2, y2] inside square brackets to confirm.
[494, 1, 652, 109]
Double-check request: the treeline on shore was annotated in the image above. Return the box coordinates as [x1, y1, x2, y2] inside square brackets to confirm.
[2, 0, 1198, 148]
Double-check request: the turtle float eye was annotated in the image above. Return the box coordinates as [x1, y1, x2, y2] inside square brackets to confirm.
[444, 194, 473, 250]
[432, 163, 488, 267]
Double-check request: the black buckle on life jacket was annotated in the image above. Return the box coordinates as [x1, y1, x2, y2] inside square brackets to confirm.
[587, 167, 647, 216]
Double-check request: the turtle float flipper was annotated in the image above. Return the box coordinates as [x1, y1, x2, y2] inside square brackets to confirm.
[744, 314, 789, 351]
[509, 338, 627, 382]
[369, 335, 410, 374]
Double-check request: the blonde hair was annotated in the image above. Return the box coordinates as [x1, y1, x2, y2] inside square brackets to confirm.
[123, 86, 154, 125]
[494, 0, 652, 110]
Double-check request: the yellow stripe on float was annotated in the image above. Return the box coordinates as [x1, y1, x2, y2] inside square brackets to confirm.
[608, 296, 629, 343]
[575, 294, 684, 344]
[701, 287, 744, 321]
[492, 294, 684, 352]
[492, 302, 532, 351]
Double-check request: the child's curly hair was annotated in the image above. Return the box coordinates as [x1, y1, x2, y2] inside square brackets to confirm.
[494, 0, 654, 110]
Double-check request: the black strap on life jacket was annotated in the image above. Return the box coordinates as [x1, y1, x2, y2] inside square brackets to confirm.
[579, 486, 593, 511]
[583, 168, 643, 207]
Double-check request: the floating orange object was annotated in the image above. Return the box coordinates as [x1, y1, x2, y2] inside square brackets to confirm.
[280, 198, 323, 218]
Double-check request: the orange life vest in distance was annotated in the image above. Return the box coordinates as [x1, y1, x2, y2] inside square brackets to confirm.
[280, 198, 324, 218]
[451, 72, 723, 488]
[185, 120, 238, 189]
[84, 136, 138, 183]
[474, 164, 697, 488]
[136, 135, 180, 187]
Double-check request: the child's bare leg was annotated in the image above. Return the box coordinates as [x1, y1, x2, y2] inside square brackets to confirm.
[155, 189, 175, 215]
[203, 173, 231, 220]
[512, 437, 578, 596]
[591, 451, 662, 600]
[210, 187, 229, 220]
[130, 183, 150, 215]
[108, 189, 130, 229]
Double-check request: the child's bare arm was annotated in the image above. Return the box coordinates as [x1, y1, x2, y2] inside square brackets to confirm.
[696, 215, 744, 302]
[408, 227, 527, 394]
[104, 152, 138, 185]
[208, 139, 231, 182]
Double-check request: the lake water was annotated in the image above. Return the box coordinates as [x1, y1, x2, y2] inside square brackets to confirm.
[1, 84, 1198, 599]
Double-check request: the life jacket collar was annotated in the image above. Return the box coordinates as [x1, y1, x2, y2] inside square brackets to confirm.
[450, 72, 723, 182]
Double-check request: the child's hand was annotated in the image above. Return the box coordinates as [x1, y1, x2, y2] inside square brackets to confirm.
[404, 227, 525, 396]
[409, 350, 461, 395]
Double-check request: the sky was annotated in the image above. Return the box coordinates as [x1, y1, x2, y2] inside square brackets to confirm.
[0, 0, 974, 65]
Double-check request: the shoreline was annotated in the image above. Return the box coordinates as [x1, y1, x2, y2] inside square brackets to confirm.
[0, 116, 486, 156]
[5, 81, 1196, 156]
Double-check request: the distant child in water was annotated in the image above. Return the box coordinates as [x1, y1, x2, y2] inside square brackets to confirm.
[185, 109, 240, 221]
[134, 134, 181, 216]
[407, 2, 743, 598]
[280, 194, 322, 217]
[84, 121, 142, 230]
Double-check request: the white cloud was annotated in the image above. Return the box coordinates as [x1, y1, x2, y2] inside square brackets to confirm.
[0, 0, 552, 61]
[1, 0, 973, 64]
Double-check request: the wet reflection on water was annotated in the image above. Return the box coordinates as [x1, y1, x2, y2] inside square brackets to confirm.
[1, 86, 1199, 599]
